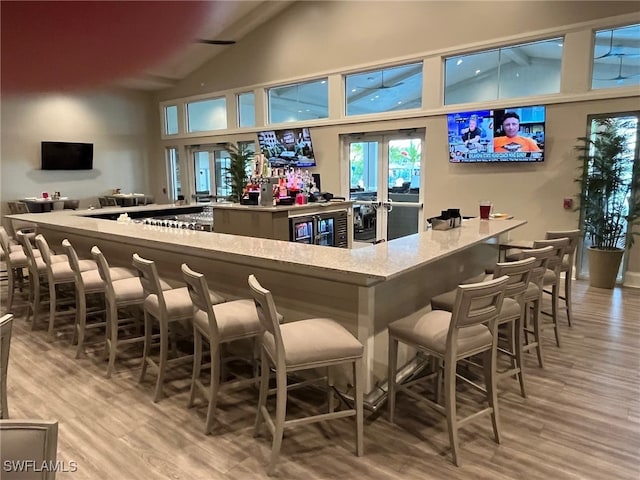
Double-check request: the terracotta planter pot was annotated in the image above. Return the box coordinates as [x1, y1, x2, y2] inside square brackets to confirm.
[588, 247, 624, 289]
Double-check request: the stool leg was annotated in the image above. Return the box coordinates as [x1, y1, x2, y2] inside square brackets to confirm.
[327, 367, 335, 413]
[387, 336, 398, 423]
[444, 357, 460, 466]
[552, 283, 561, 348]
[74, 292, 87, 358]
[47, 281, 56, 339]
[484, 343, 501, 445]
[153, 314, 169, 402]
[204, 341, 221, 435]
[7, 268, 16, 312]
[532, 297, 544, 368]
[354, 357, 364, 457]
[138, 311, 152, 383]
[106, 301, 120, 378]
[254, 349, 269, 438]
[514, 312, 526, 398]
[565, 273, 573, 327]
[267, 365, 287, 476]
[187, 327, 203, 408]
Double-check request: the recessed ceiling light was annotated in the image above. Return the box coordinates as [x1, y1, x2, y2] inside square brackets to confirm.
[475, 69, 481, 75]
[557, 43, 563, 47]
[321, 80, 326, 84]
[456, 59, 463, 66]
[351, 88, 357, 92]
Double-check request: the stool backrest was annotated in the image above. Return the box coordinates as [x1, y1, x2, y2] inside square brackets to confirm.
[519, 245, 554, 287]
[451, 275, 509, 330]
[0, 419, 58, 479]
[34, 234, 53, 267]
[132, 253, 165, 308]
[248, 274, 282, 356]
[492, 257, 535, 300]
[14, 231, 37, 273]
[0, 227, 11, 255]
[61, 239, 85, 290]
[533, 237, 569, 273]
[545, 229, 581, 272]
[90, 246, 115, 299]
[181, 264, 220, 339]
[1, 314, 13, 419]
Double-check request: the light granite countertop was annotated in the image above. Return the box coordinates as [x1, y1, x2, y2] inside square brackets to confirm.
[7, 204, 526, 287]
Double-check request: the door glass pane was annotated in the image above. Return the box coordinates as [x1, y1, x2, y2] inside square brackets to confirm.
[214, 150, 231, 198]
[193, 151, 211, 193]
[387, 138, 422, 240]
[166, 147, 180, 201]
[350, 141, 379, 242]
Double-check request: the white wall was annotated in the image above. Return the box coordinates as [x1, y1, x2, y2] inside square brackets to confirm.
[1, 89, 155, 213]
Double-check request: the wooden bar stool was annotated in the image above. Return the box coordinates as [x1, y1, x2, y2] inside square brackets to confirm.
[182, 263, 262, 434]
[133, 253, 225, 402]
[248, 274, 364, 476]
[388, 275, 509, 467]
[61, 239, 137, 358]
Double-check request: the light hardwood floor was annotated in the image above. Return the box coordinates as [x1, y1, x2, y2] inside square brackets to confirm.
[1, 278, 639, 479]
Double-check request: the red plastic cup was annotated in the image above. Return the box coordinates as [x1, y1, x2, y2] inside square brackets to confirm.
[42, 192, 49, 199]
[479, 201, 492, 220]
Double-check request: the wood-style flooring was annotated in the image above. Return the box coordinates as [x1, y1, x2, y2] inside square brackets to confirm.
[1, 279, 639, 479]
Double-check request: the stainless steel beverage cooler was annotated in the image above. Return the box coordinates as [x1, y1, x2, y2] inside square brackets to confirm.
[289, 211, 348, 248]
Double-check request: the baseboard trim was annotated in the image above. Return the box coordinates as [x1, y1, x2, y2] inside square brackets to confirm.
[623, 271, 640, 288]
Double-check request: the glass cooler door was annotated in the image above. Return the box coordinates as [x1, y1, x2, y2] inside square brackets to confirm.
[290, 218, 314, 244]
[315, 216, 335, 246]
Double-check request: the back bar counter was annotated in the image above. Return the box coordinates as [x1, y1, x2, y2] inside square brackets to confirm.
[8, 204, 525, 400]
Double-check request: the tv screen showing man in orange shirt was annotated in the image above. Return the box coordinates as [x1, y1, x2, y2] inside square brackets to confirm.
[493, 112, 541, 153]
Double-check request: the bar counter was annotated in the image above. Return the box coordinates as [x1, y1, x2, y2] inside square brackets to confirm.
[8, 204, 526, 395]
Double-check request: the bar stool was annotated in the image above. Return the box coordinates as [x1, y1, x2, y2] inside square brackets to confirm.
[532, 238, 569, 348]
[519, 246, 554, 368]
[133, 253, 226, 402]
[61, 239, 137, 358]
[388, 275, 509, 467]
[544, 230, 581, 326]
[15, 232, 68, 329]
[430, 257, 535, 397]
[0, 228, 29, 313]
[35, 235, 98, 339]
[181, 263, 263, 434]
[248, 274, 364, 476]
[91, 246, 166, 378]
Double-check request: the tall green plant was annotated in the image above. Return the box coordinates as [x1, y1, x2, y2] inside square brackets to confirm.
[225, 143, 254, 203]
[575, 118, 640, 250]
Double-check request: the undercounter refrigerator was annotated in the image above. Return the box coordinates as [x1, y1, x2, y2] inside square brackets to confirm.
[289, 211, 348, 248]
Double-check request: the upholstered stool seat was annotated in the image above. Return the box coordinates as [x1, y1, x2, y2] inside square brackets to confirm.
[389, 310, 492, 356]
[265, 317, 363, 368]
[191, 298, 260, 339]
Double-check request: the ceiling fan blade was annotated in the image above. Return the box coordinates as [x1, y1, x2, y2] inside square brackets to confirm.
[196, 39, 236, 45]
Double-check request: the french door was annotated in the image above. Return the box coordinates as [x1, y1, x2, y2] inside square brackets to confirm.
[191, 145, 232, 199]
[345, 131, 424, 244]
[576, 113, 639, 282]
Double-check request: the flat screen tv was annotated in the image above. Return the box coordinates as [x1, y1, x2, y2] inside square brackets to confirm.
[447, 105, 545, 163]
[41, 141, 93, 170]
[257, 127, 316, 167]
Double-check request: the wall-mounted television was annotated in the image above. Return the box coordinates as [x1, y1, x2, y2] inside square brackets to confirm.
[41, 141, 94, 170]
[447, 105, 545, 163]
[257, 127, 316, 167]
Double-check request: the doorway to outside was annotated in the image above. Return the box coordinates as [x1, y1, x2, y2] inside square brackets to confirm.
[576, 113, 639, 282]
[344, 130, 424, 244]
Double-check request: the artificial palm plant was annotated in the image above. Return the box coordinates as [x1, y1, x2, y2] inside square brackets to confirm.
[225, 143, 254, 203]
[575, 117, 640, 287]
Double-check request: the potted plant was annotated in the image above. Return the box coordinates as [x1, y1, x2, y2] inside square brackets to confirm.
[225, 143, 254, 203]
[575, 117, 640, 288]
